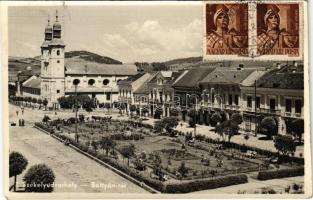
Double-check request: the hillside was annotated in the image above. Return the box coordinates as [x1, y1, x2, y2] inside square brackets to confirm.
[163, 56, 202, 66]
[64, 51, 122, 64]
[8, 50, 123, 81]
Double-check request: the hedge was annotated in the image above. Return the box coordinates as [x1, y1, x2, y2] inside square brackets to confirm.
[164, 174, 248, 193]
[257, 167, 304, 180]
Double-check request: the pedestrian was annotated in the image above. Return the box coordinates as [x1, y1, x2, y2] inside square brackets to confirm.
[18, 119, 21, 126]
[21, 107, 24, 115]
[16, 110, 19, 116]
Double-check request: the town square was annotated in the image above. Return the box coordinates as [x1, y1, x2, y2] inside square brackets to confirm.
[4, 2, 309, 197]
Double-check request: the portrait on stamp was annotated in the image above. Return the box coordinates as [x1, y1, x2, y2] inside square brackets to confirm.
[257, 4, 299, 56]
[205, 4, 248, 56]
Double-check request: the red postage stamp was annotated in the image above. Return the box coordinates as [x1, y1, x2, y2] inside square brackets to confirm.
[257, 4, 300, 57]
[205, 3, 248, 56]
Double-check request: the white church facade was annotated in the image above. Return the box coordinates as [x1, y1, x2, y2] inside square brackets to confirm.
[19, 12, 137, 108]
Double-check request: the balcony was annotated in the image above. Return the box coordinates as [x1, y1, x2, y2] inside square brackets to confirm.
[259, 108, 281, 115]
[225, 104, 240, 111]
[244, 107, 281, 115]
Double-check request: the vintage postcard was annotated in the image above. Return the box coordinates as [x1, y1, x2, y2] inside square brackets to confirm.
[1, 1, 311, 199]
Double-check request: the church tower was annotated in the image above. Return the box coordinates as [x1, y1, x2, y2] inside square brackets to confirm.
[40, 11, 65, 108]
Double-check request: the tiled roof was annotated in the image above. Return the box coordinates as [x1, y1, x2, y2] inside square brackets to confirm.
[134, 84, 149, 94]
[256, 72, 303, 90]
[199, 68, 255, 85]
[23, 77, 41, 89]
[134, 73, 156, 94]
[149, 71, 184, 84]
[173, 68, 215, 88]
[65, 58, 137, 76]
[241, 71, 267, 87]
[118, 73, 146, 84]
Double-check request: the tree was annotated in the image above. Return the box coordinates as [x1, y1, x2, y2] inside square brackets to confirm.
[211, 113, 222, 127]
[230, 113, 243, 125]
[42, 115, 51, 124]
[104, 103, 111, 113]
[141, 106, 149, 116]
[119, 144, 135, 165]
[154, 117, 178, 133]
[23, 164, 55, 192]
[118, 103, 126, 115]
[82, 99, 94, 113]
[99, 137, 116, 156]
[9, 152, 28, 192]
[91, 140, 98, 151]
[216, 120, 240, 142]
[169, 107, 179, 117]
[274, 135, 296, 157]
[260, 117, 277, 139]
[78, 114, 85, 124]
[154, 107, 163, 119]
[129, 105, 137, 117]
[291, 119, 304, 142]
[31, 97, 37, 105]
[43, 99, 48, 110]
[177, 161, 188, 177]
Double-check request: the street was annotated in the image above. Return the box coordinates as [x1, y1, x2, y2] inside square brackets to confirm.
[9, 104, 148, 193]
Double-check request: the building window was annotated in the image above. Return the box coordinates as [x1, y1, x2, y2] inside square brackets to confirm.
[212, 92, 215, 103]
[295, 99, 302, 114]
[270, 98, 276, 110]
[106, 93, 111, 101]
[234, 95, 239, 105]
[285, 99, 292, 113]
[256, 96, 261, 108]
[57, 60, 60, 63]
[57, 90, 60, 94]
[73, 79, 80, 85]
[228, 94, 232, 105]
[247, 96, 252, 108]
[88, 79, 95, 86]
[57, 50, 60, 55]
[103, 79, 110, 85]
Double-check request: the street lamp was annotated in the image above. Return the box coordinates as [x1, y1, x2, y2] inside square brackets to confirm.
[73, 79, 80, 143]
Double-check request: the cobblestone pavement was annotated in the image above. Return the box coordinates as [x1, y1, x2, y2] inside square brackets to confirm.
[9, 104, 148, 193]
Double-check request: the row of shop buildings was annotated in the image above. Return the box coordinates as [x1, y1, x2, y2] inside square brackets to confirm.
[117, 62, 304, 135]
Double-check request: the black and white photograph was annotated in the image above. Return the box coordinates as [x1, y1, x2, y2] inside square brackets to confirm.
[2, 1, 311, 199]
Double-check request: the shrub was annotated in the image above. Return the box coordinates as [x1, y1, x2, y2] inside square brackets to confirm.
[189, 118, 196, 128]
[260, 117, 277, 138]
[164, 174, 248, 193]
[210, 113, 222, 127]
[23, 164, 55, 192]
[257, 167, 304, 180]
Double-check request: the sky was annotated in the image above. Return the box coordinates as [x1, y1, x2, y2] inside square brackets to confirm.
[8, 5, 203, 63]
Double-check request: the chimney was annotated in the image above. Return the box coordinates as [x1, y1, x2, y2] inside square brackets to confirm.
[293, 61, 298, 67]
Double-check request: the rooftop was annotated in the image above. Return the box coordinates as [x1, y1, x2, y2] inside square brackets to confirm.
[199, 68, 255, 85]
[65, 58, 137, 76]
[173, 68, 216, 88]
[23, 77, 41, 89]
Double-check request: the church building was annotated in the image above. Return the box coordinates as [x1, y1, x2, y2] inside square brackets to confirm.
[19, 11, 137, 108]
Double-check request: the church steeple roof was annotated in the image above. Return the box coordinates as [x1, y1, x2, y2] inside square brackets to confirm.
[53, 10, 61, 30]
